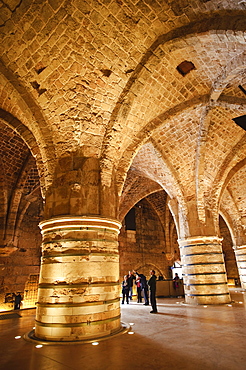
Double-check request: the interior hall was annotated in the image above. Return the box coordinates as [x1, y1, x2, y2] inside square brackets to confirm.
[0, 0, 246, 369]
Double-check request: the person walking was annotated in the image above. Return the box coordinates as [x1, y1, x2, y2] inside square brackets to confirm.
[148, 270, 158, 313]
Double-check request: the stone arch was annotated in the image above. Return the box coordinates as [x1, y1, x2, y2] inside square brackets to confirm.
[195, 48, 246, 222]
[116, 99, 245, 241]
[195, 102, 246, 224]
[219, 213, 240, 285]
[115, 95, 206, 195]
[0, 119, 43, 254]
[3, 154, 41, 250]
[135, 263, 163, 278]
[219, 209, 237, 247]
[101, 11, 246, 186]
[0, 63, 56, 193]
[211, 50, 246, 102]
[210, 140, 246, 219]
[119, 180, 162, 222]
[219, 175, 246, 246]
[116, 99, 209, 240]
[0, 109, 48, 197]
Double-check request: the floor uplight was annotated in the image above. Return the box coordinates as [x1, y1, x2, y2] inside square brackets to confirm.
[227, 304, 232, 307]
[129, 323, 135, 326]
[35, 345, 43, 348]
[92, 342, 99, 346]
[128, 331, 134, 335]
[203, 306, 207, 308]
[15, 336, 21, 339]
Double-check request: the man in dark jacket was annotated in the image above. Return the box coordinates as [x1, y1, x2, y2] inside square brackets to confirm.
[133, 270, 149, 305]
[148, 270, 158, 313]
[127, 271, 136, 300]
[14, 292, 22, 310]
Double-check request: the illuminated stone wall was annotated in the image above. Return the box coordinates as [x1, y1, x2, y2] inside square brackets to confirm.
[119, 198, 179, 280]
[0, 204, 41, 311]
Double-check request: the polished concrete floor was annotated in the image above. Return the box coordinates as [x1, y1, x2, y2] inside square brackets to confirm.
[0, 289, 246, 370]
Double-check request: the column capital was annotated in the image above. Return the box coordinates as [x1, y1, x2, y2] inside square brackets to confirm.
[39, 215, 122, 235]
[233, 245, 246, 250]
[178, 235, 223, 248]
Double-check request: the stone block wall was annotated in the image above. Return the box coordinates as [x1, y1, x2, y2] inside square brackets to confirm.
[119, 198, 178, 282]
[0, 203, 41, 311]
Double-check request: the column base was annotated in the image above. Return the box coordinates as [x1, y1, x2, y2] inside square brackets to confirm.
[185, 294, 231, 305]
[24, 322, 130, 345]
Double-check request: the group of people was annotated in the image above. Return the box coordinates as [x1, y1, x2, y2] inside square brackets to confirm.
[121, 270, 158, 313]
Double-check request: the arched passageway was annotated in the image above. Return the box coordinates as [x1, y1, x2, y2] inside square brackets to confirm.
[0, 1, 246, 342]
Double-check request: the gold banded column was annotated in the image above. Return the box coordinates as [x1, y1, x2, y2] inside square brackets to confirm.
[234, 245, 246, 290]
[179, 236, 231, 305]
[35, 216, 122, 342]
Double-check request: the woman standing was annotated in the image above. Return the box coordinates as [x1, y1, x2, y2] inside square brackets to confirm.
[121, 275, 130, 304]
[135, 274, 142, 303]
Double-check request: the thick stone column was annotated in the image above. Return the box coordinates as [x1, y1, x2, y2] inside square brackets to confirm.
[35, 215, 122, 342]
[234, 245, 246, 290]
[179, 236, 231, 305]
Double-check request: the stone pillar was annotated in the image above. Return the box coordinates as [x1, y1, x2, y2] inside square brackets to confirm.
[234, 245, 246, 290]
[35, 215, 122, 342]
[179, 236, 231, 305]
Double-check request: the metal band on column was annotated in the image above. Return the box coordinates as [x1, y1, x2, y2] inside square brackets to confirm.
[179, 236, 231, 305]
[234, 245, 246, 290]
[35, 216, 122, 342]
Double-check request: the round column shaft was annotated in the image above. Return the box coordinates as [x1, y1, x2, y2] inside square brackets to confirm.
[35, 216, 122, 342]
[179, 236, 231, 305]
[234, 245, 246, 290]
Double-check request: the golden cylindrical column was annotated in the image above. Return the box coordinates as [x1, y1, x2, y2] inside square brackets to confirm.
[35, 216, 122, 341]
[179, 236, 231, 305]
[234, 245, 246, 290]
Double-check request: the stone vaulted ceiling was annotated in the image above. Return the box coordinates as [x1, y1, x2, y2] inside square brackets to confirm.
[0, 0, 246, 247]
